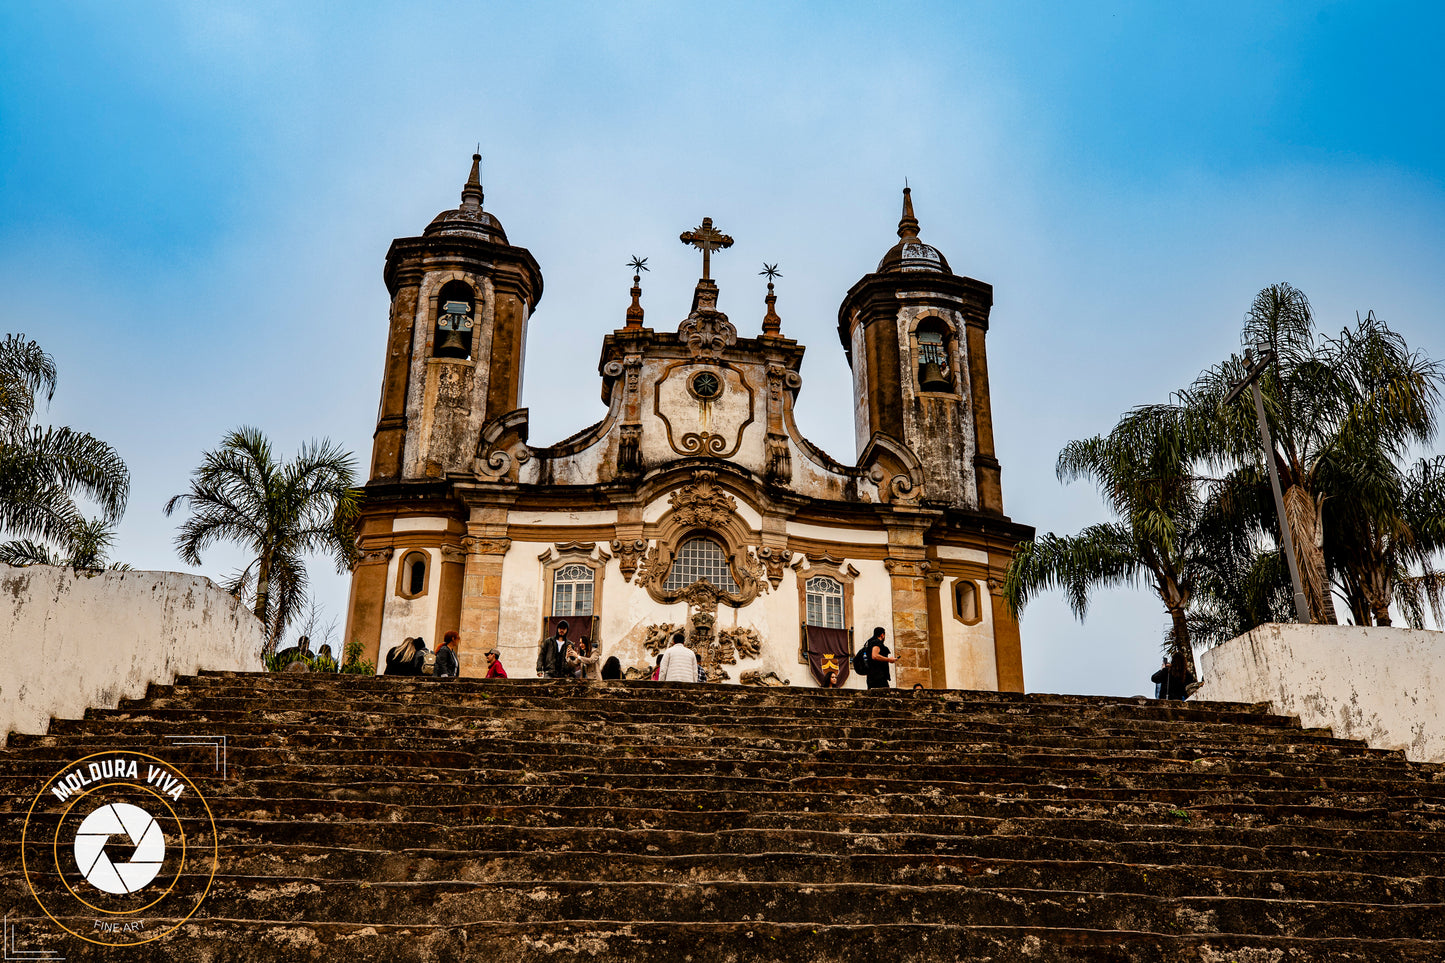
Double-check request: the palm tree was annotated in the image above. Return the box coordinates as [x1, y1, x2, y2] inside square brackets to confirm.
[1181, 287, 1443, 624]
[0, 516, 128, 571]
[1004, 405, 1224, 675]
[164, 427, 362, 652]
[0, 334, 129, 547]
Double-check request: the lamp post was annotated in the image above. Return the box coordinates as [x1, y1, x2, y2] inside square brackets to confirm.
[1223, 348, 1312, 624]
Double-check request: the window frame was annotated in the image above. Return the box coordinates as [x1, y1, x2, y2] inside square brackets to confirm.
[395, 549, 431, 600]
[795, 556, 858, 663]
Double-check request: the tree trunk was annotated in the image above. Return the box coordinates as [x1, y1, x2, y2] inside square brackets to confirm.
[1167, 606, 1197, 679]
[254, 554, 272, 654]
[1283, 484, 1338, 624]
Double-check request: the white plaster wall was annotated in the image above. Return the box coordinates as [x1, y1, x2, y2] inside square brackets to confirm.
[496, 540, 549, 679]
[940, 577, 998, 691]
[1, 564, 265, 744]
[377, 547, 442, 669]
[1194, 623, 1445, 763]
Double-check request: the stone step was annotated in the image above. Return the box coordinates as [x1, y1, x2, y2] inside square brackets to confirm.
[11, 916, 1445, 963]
[119, 688, 1301, 728]
[12, 842, 1444, 902]
[11, 874, 1445, 938]
[7, 773, 1441, 815]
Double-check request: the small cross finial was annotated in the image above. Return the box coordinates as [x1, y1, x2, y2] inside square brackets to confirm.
[679, 217, 734, 280]
[760, 263, 782, 335]
[625, 256, 648, 328]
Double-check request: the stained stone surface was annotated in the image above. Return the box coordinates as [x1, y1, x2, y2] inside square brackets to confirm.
[3, 673, 1445, 960]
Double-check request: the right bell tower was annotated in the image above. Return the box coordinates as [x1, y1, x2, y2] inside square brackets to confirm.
[837, 187, 1005, 514]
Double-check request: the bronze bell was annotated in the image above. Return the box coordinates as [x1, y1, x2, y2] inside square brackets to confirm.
[919, 361, 951, 392]
[435, 301, 473, 358]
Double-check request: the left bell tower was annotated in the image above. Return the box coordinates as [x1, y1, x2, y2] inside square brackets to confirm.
[369, 153, 544, 482]
[347, 154, 544, 670]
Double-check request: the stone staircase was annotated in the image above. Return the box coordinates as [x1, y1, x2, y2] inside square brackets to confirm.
[4, 672, 1445, 961]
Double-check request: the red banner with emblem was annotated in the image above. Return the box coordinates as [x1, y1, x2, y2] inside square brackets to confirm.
[805, 625, 851, 687]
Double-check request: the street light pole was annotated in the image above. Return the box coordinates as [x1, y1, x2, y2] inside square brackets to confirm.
[1224, 348, 1313, 624]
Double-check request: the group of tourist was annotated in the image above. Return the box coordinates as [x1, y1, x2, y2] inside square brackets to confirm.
[383, 630, 506, 679]
[535, 619, 624, 681]
[382, 621, 920, 690]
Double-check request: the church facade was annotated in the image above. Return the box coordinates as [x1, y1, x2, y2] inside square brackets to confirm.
[343, 155, 1033, 689]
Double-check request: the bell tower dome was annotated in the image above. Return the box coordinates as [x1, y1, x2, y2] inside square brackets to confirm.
[368, 154, 544, 482]
[837, 187, 1004, 513]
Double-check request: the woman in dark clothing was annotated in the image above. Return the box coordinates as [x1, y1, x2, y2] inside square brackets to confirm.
[865, 626, 897, 689]
[600, 656, 622, 680]
[1151, 652, 1196, 700]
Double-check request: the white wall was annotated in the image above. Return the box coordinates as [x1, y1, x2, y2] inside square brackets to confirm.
[1, 564, 265, 744]
[1194, 623, 1445, 763]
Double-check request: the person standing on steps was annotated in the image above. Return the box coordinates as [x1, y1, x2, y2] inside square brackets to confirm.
[536, 620, 573, 679]
[1154, 657, 1169, 698]
[484, 648, 508, 678]
[384, 637, 424, 676]
[1152, 652, 1196, 701]
[600, 655, 622, 680]
[657, 631, 698, 683]
[434, 631, 460, 679]
[569, 638, 601, 680]
[865, 626, 897, 690]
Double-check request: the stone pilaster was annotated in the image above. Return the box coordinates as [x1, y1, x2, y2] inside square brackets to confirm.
[987, 577, 1025, 692]
[885, 556, 933, 688]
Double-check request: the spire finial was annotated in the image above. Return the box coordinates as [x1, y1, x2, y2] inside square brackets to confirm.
[897, 184, 919, 240]
[760, 263, 782, 336]
[625, 256, 648, 329]
[461, 151, 484, 211]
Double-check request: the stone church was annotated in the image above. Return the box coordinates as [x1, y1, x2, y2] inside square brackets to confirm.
[343, 155, 1033, 689]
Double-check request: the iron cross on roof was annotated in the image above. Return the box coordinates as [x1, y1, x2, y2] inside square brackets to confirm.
[679, 217, 734, 280]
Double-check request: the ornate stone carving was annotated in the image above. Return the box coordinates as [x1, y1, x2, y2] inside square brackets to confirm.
[755, 546, 792, 588]
[611, 537, 649, 580]
[718, 626, 763, 661]
[439, 544, 468, 563]
[678, 309, 737, 360]
[475, 442, 531, 481]
[359, 546, 395, 565]
[765, 433, 792, 484]
[884, 557, 929, 578]
[668, 470, 737, 528]
[641, 622, 683, 657]
[618, 424, 642, 475]
[634, 544, 665, 587]
[740, 669, 790, 687]
[463, 536, 512, 556]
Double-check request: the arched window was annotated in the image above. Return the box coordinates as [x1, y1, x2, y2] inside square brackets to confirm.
[433, 280, 475, 359]
[397, 550, 429, 599]
[954, 578, 982, 625]
[552, 563, 595, 617]
[664, 537, 739, 594]
[915, 318, 953, 392]
[805, 575, 844, 628]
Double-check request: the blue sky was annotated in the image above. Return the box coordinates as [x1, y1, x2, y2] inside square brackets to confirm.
[2, 1, 1442, 694]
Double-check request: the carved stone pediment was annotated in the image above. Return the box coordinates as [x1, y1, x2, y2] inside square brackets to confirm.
[678, 308, 737, 360]
[668, 471, 737, 528]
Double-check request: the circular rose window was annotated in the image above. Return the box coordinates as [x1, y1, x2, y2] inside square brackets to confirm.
[689, 371, 722, 400]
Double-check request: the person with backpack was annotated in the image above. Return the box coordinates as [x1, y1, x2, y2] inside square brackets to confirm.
[434, 631, 461, 679]
[859, 626, 896, 689]
[384, 637, 424, 676]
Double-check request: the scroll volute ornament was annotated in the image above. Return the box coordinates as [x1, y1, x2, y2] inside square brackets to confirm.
[611, 537, 649, 581]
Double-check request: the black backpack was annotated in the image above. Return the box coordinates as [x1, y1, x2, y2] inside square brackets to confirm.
[852, 643, 871, 676]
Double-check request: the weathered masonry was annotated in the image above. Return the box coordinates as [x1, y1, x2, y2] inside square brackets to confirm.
[343, 155, 1033, 688]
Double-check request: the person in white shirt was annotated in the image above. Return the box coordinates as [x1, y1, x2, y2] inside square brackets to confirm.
[656, 632, 698, 683]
